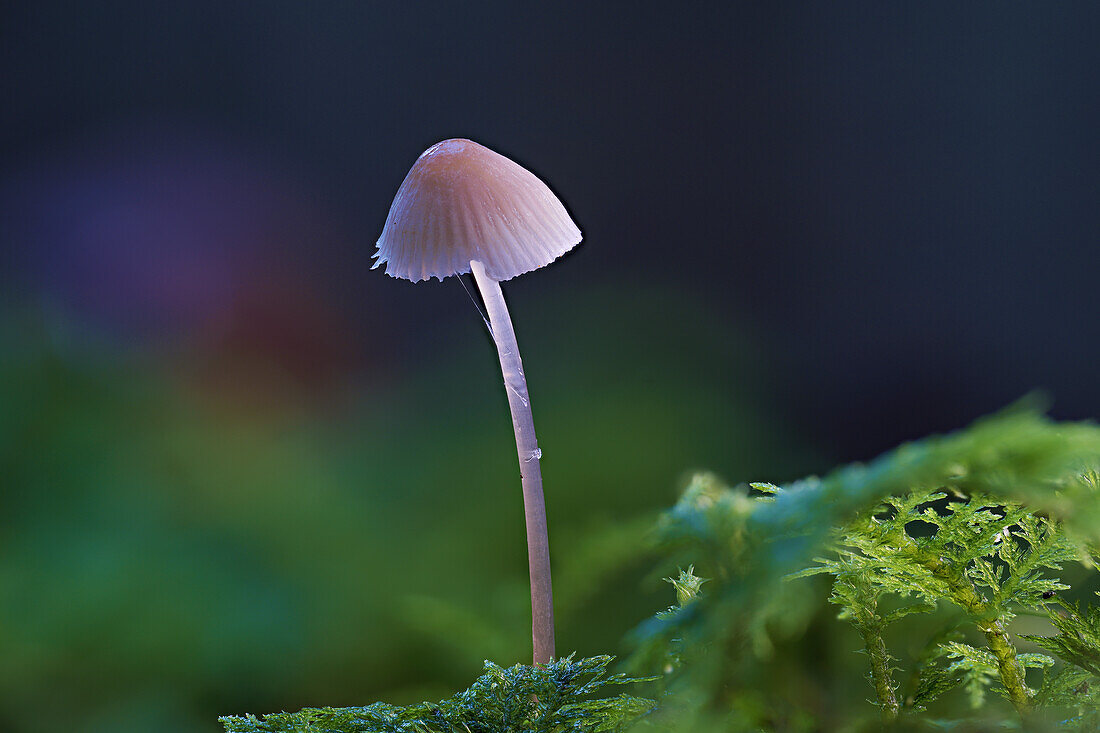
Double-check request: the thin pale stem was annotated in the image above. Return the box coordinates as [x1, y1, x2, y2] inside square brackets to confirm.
[470, 259, 555, 666]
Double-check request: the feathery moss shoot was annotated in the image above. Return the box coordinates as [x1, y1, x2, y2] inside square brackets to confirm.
[628, 404, 1100, 730]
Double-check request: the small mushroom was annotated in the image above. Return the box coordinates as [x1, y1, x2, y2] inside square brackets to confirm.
[374, 139, 581, 665]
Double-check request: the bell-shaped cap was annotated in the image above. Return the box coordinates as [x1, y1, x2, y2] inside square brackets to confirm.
[373, 139, 581, 282]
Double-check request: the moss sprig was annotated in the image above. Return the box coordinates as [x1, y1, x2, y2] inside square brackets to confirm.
[220, 654, 654, 733]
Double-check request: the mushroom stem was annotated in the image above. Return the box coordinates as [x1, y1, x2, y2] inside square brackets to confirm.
[470, 259, 555, 666]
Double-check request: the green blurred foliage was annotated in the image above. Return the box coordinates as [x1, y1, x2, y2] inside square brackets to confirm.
[627, 406, 1100, 731]
[215, 402, 1100, 732]
[0, 287, 803, 733]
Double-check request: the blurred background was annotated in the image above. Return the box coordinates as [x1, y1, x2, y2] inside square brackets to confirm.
[1, 3, 1098, 731]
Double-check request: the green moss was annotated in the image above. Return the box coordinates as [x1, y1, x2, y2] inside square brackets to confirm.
[220, 655, 654, 733]
[629, 403, 1100, 730]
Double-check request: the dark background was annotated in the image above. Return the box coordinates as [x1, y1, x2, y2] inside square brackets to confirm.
[1, 3, 1098, 732]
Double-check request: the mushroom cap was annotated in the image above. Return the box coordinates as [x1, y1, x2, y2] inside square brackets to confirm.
[373, 139, 581, 282]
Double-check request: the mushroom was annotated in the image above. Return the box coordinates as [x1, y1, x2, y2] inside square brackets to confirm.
[374, 138, 581, 665]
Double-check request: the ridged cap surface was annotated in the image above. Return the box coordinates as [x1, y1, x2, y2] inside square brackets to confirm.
[373, 139, 581, 282]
